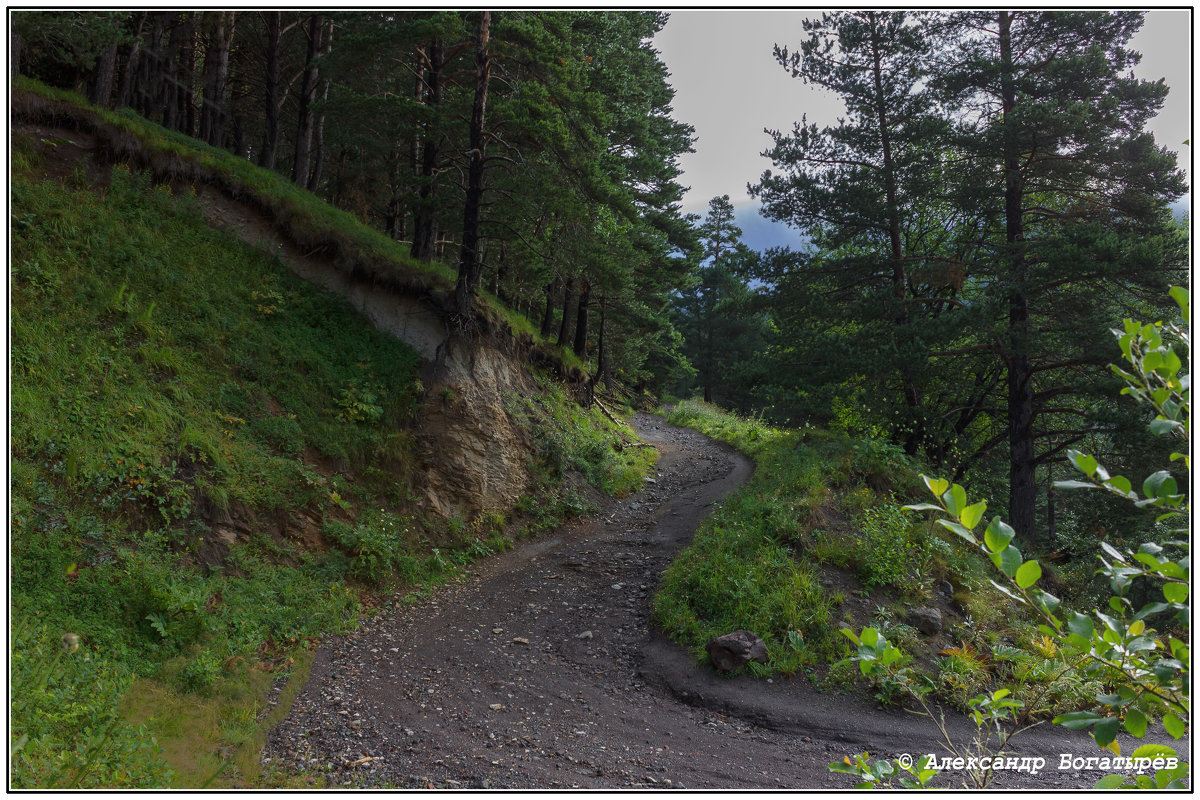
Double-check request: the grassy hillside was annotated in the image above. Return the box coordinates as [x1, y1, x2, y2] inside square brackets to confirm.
[653, 401, 1097, 717]
[13, 78, 587, 374]
[10, 124, 651, 787]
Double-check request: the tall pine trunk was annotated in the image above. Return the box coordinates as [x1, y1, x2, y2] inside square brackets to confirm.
[573, 278, 591, 358]
[292, 14, 322, 186]
[259, 11, 281, 169]
[999, 10, 1036, 543]
[309, 113, 326, 188]
[453, 10, 492, 320]
[178, 12, 196, 136]
[863, 15, 921, 455]
[115, 13, 148, 110]
[702, 314, 713, 403]
[199, 11, 234, 148]
[557, 277, 576, 348]
[11, 30, 21, 78]
[88, 43, 119, 107]
[140, 14, 167, 120]
[412, 41, 444, 262]
[160, 14, 186, 129]
[598, 299, 613, 391]
[308, 19, 333, 192]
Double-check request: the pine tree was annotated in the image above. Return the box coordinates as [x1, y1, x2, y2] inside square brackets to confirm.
[750, 11, 945, 452]
[932, 10, 1187, 541]
[673, 196, 767, 408]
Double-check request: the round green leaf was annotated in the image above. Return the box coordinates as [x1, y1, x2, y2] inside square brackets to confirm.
[1123, 708, 1148, 738]
[1163, 583, 1188, 604]
[1070, 451, 1099, 477]
[960, 501, 987, 530]
[922, 475, 949, 498]
[983, 517, 1015, 554]
[1015, 559, 1042, 589]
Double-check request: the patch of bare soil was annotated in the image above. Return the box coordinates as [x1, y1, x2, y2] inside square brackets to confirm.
[15, 125, 111, 187]
[262, 415, 1184, 789]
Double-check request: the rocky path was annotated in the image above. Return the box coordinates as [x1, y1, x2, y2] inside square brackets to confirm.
[263, 415, 1184, 790]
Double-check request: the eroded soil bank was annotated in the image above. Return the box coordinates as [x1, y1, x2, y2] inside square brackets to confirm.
[263, 415, 1181, 790]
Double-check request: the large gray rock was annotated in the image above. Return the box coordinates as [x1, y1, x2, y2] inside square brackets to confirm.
[907, 607, 943, 635]
[706, 630, 769, 672]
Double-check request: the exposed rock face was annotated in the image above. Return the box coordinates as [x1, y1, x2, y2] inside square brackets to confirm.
[706, 630, 769, 672]
[416, 334, 532, 520]
[906, 607, 943, 635]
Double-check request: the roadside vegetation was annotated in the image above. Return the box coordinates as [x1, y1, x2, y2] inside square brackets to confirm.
[652, 400, 1113, 722]
[833, 292, 1189, 789]
[10, 133, 651, 787]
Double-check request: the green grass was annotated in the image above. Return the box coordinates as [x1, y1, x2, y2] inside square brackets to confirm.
[10, 148, 408, 785]
[652, 402, 857, 673]
[12, 150, 407, 659]
[508, 373, 658, 500]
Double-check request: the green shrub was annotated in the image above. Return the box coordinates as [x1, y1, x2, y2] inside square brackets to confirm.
[853, 501, 919, 588]
[176, 650, 222, 695]
[508, 376, 656, 497]
[324, 510, 414, 584]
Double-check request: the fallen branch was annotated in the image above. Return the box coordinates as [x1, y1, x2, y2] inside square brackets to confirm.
[592, 395, 623, 427]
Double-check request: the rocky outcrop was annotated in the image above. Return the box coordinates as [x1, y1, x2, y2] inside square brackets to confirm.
[415, 334, 533, 519]
[906, 607, 943, 635]
[706, 630, 769, 672]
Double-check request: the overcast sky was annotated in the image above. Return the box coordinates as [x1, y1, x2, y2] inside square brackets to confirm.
[654, 9, 1192, 217]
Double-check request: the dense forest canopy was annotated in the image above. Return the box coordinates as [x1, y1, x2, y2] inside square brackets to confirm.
[12, 8, 1187, 547]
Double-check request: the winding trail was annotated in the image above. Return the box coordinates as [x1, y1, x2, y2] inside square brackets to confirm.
[263, 415, 1183, 789]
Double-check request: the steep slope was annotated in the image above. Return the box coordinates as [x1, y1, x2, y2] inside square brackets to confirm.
[10, 82, 654, 788]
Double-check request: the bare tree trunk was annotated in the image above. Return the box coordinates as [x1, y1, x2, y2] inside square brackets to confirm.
[199, 11, 235, 148]
[292, 13, 322, 186]
[178, 12, 196, 136]
[557, 276, 576, 348]
[161, 14, 188, 129]
[231, 109, 246, 157]
[1046, 466, 1056, 544]
[88, 43, 119, 107]
[307, 17, 333, 192]
[573, 278, 591, 358]
[865, 15, 921, 456]
[453, 10, 492, 320]
[10, 30, 21, 79]
[540, 276, 560, 338]
[598, 299, 613, 390]
[115, 13, 148, 109]
[258, 11, 281, 169]
[998, 10, 1036, 544]
[411, 40, 444, 262]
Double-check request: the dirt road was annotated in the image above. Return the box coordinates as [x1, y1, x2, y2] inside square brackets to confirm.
[263, 415, 1183, 789]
